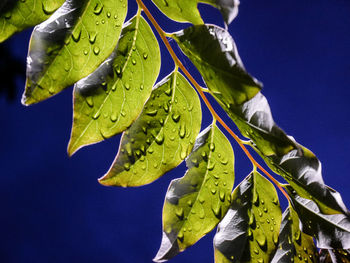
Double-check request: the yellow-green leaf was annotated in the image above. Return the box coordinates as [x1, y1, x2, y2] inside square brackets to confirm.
[271, 206, 318, 263]
[0, 0, 65, 43]
[68, 13, 160, 155]
[214, 172, 282, 263]
[172, 24, 262, 106]
[154, 124, 234, 262]
[22, 0, 127, 105]
[98, 70, 201, 187]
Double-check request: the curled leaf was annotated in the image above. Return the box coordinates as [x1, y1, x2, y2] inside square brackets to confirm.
[154, 124, 234, 262]
[214, 171, 282, 263]
[22, 0, 128, 105]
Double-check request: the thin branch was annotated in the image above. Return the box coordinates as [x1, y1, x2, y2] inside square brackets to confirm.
[135, 0, 290, 201]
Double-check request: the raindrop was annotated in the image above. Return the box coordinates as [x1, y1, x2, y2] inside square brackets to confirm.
[177, 231, 184, 242]
[211, 189, 216, 195]
[208, 143, 215, 151]
[211, 204, 221, 218]
[155, 132, 164, 145]
[124, 83, 130, 90]
[93, 46, 100, 55]
[140, 84, 144, 90]
[42, 2, 56, 15]
[124, 163, 131, 171]
[171, 112, 180, 122]
[256, 234, 267, 249]
[273, 232, 279, 245]
[86, 96, 94, 107]
[72, 29, 81, 42]
[207, 161, 215, 171]
[107, 12, 111, 18]
[89, 32, 97, 44]
[175, 207, 184, 219]
[132, 58, 136, 65]
[143, 53, 148, 59]
[93, 3, 104, 15]
[48, 87, 55, 94]
[219, 191, 225, 202]
[146, 109, 158, 116]
[179, 124, 186, 138]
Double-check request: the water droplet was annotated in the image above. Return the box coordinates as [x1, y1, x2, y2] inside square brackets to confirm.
[132, 58, 136, 65]
[198, 196, 205, 204]
[191, 158, 199, 167]
[123, 163, 130, 171]
[248, 213, 255, 226]
[175, 207, 184, 220]
[187, 200, 193, 207]
[92, 111, 100, 120]
[148, 147, 154, 154]
[177, 231, 184, 242]
[143, 53, 148, 59]
[93, 3, 104, 15]
[89, 32, 97, 44]
[42, 2, 56, 15]
[207, 161, 215, 171]
[179, 124, 186, 138]
[219, 191, 225, 202]
[180, 145, 187, 160]
[211, 189, 217, 195]
[254, 248, 259, 255]
[273, 232, 279, 245]
[146, 109, 157, 116]
[165, 87, 172, 96]
[257, 258, 264, 263]
[86, 96, 94, 107]
[208, 143, 215, 151]
[253, 193, 259, 206]
[256, 234, 267, 249]
[295, 230, 301, 243]
[140, 84, 144, 90]
[93, 46, 100, 55]
[211, 204, 221, 218]
[107, 12, 111, 18]
[48, 87, 55, 94]
[171, 113, 180, 122]
[83, 49, 88, 55]
[72, 29, 81, 42]
[272, 197, 279, 205]
[155, 132, 164, 145]
[124, 83, 130, 90]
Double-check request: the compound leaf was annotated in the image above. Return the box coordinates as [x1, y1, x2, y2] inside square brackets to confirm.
[271, 207, 318, 263]
[214, 171, 282, 263]
[22, 0, 127, 105]
[154, 124, 234, 262]
[286, 185, 350, 250]
[98, 70, 201, 187]
[0, 0, 65, 43]
[68, 13, 160, 155]
[172, 24, 262, 106]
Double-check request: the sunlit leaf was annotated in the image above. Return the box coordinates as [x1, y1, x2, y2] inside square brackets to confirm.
[286, 185, 350, 249]
[271, 207, 318, 263]
[98, 70, 201, 187]
[68, 13, 160, 155]
[319, 249, 350, 263]
[214, 171, 282, 263]
[172, 24, 262, 106]
[22, 0, 128, 105]
[0, 0, 65, 43]
[154, 124, 234, 262]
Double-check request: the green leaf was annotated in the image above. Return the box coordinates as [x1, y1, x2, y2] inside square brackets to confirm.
[172, 24, 262, 106]
[214, 171, 282, 263]
[271, 207, 318, 263]
[0, 0, 65, 43]
[21, 0, 128, 105]
[98, 70, 201, 187]
[286, 185, 350, 249]
[150, 0, 239, 25]
[68, 13, 160, 155]
[319, 249, 350, 262]
[154, 124, 234, 262]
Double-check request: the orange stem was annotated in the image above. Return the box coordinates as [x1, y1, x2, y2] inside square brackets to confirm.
[136, 0, 290, 201]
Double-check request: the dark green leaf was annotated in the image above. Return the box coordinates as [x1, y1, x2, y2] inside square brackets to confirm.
[271, 207, 318, 263]
[319, 249, 350, 263]
[286, 185, 350, 249]
[98, 70, 201, 187]
[172, 24, 262, 106]
[0, 0, 65, 43]
[68, 14, 160, 155]
[214, 171, 282, 263]
[154, 124, 234, 262]
[22, 0, 127, 105]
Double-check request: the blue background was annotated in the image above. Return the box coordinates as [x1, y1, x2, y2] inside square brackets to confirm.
[1, 0, 350, 262]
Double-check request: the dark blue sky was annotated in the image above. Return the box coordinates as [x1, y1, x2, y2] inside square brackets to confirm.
[1, 0, 350, 262]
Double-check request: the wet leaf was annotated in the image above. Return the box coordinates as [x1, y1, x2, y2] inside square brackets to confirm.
[271, 207, 318, 263]
[151, 0, 239, 25]
[154, 124, 234, 262]
[214, 171, 282, 263]
[98, 70, 201, 187]
[172, 24, 262, 106]
[68, 14, 160, 155]
[286, 185, 350, 250]
[22, 0, 127, 105]
[0, 0, 65, 43]
[319, 249, 350, 263]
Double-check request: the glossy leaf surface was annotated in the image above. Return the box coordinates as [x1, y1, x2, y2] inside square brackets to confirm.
[271, 207, 318, 263]
[99, 70, 201, 187]
[214, 172, 282, 263]
[173, 24, 261, 106]
[0, 0, 65, 43]
[286, 186, 350, 249]
[22, 0, 128, 105]
[154, 124, 234, 262]
[68, 14, 160, 155]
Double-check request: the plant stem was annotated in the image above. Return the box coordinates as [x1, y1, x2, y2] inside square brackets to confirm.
[135, 0, 290, 201]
